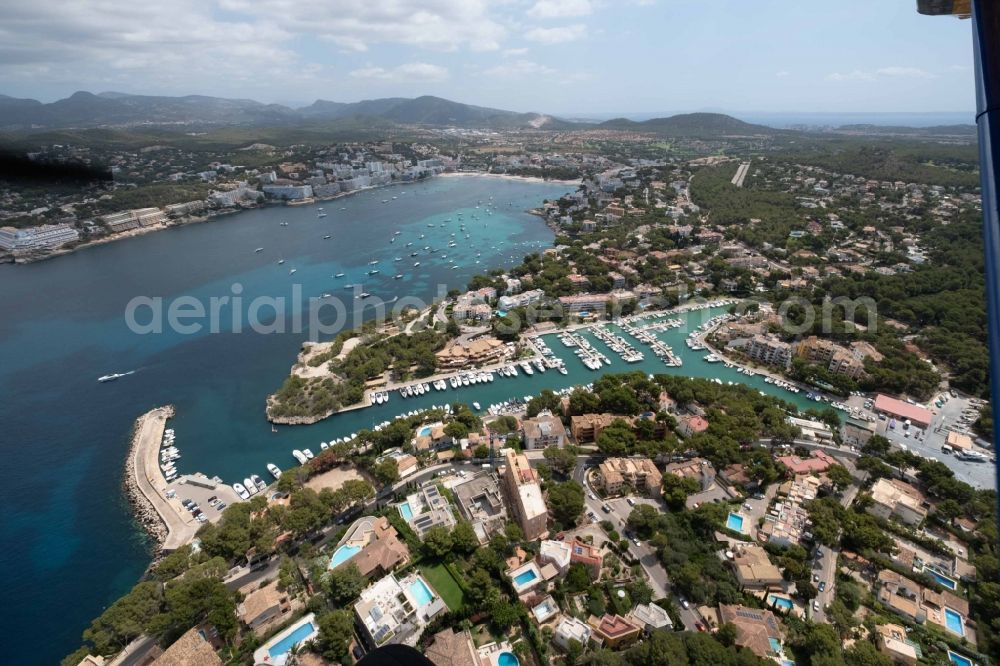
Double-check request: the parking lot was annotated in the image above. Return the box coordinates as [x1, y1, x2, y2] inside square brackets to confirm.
[166, 474, 243, 527]
[872, 392, 995, 489]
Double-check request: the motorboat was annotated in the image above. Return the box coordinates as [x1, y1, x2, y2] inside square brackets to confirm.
[251, 475, 266, 492]
[233, 482, 250, 500]
[244, 477, 258, 495]
[303, 448, 315, 459]
[292, 449, 308, 464]
[267, 463, 282, 479]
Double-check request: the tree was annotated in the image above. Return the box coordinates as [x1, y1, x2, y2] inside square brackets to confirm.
[826, 465, 853, 491]
[627, 504, 661, 537]
[844, 641, 892, 666]
[488, 598, 521, 630]
[473, 444, 490, 459]
[372, 458, 400, 486]
[316, 609, 354, 662]
[444, 420, 469, 440]
[325, 562, 365, 604]
[422, 525, 454, 558]
[543, 445, 578, 476]
[565, 638, 583, 664]
[596, 420, 637, 456]
[452, 521, 480, 555]
[662, 473, 700, 510]
[547, 480, 585, 527]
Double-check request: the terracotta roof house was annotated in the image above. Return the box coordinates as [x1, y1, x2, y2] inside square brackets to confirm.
[238, 580, 292, 633]
[587, 614, 641, 648]
[153, 626, 223, 666]
[717, 604, 785, 661]
[425, 628, 479, 666]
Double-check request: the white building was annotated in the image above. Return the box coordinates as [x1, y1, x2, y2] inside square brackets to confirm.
[0, 223, 79, 252]
[554, 616, 592, 650]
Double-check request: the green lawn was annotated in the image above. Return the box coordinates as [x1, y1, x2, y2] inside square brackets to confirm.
[418, 562, 465, 611]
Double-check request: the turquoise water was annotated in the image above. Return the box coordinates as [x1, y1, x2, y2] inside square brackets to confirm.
[498, 652, 520, 666]
[768, 637, 782, 653]
[417, 425, 433, 437]
[514, 569, 538, 586]
[398, 502, 414, 521]
[727, 512, 745, 531]
[329, 543, 362, 568]
[945, 608, 965, 636]
[408, 578, 434, 606]
[927, 568, 958, 590]
[949, 651, 973, 666]
[268, 621, 317, 658]
[0, 175, 568, 664]
[770, 596, 793, 610]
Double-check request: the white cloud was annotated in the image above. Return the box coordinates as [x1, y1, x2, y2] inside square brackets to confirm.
[527, 0, 593, 19]
[775, 70, 789, 78]
[875, 66, 935, 79]
[220, 0, 505, 52]
[484, 59, 555, 78]
[502, 47, 530, 57]
[524, 24, 587, 44]
[350, 62, 449, 82]
[826, 66, 936, 82]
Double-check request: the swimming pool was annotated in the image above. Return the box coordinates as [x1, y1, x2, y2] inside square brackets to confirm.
[398, 501, 414, 521]
[497, 652, 520, 666]
[927, 568, 958, 590]
[944, 608, 965, 636]
[726, 512, 745, 532]
[768, 637, 782, 654]
[268, 621, 317, 659]
[948, 650, 973, 666]
[329, 544, 362, 568]
[409, 578, 435, 607]
[418, 425, 432, 437]
[770, 596, 793, 611]
[513, 569, 538, 586]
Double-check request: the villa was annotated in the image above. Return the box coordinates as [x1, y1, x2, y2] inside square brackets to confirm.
[868, 478, 928, 526]
[776, 448, 838, 475]
[154, 626, 223, 666]
[453, 472, 508, 543]
[553, 616, 592, 651]
[877, 570, 973, 644]
[729, 543, 784, 592]
[397, 481, 458, 538]
[628, 603, 674, 633]
[425, 628, 479, 666]
[587, 614, 642, 648]
[569, 539, 603, 579]
[329, 516, 411, 578]
[237, 579, 292, 633]
[875, 623, 921, 665]
[354, 572, 448, 648]
[507, 560, 545, 595]
[538, 539, 573, 574]
[717, 604, 786, 661]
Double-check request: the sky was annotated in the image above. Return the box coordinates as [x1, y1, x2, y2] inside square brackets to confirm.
[0, 0, 977, 116]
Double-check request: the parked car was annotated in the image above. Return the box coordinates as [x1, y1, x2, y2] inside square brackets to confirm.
[627, 498, 636, 506]
[681, 599, 690, 610]
[812, 600, 820, 612]
[601, 504, 612, 513]
[818, 581, 827, 592]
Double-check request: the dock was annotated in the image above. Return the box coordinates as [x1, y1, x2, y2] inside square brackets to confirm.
[126, 406, 198, 551]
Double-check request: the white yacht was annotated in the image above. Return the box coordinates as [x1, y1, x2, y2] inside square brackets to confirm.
[267, 463, 282, 479]
[251, 475, 266, 492]
[292, 449, 308, 464]
[303, 448, 315, 459]
[233, 482, 250, 500]
[243, 478, 257, 496]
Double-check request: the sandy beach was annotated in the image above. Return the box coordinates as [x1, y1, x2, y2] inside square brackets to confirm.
[438, 171, 582, 187]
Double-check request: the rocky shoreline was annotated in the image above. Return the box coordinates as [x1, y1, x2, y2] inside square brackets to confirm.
[122, 405, 175, 550]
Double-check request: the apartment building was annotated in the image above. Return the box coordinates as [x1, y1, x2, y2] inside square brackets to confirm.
[0, 223, 79, 252]
[500, 450, 548, 540]
[521, 411, 567, 450]
[453, 473, 507, 543]
[569, 413, 622, 443]
[595, 457, 662, 496]
[744, 334, 792, 368]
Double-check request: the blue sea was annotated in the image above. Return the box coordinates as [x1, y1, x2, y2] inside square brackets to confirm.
[0, 175, 568, 664]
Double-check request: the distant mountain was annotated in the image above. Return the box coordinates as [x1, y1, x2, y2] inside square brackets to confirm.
[0, 91, 570, 131]
[599, 112, 775, 136]
[833, 123, 977, 137]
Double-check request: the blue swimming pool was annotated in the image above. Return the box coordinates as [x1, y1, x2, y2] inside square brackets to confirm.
[268, 621, 317, 659]
[329, 544, 362, 568]
[771, 596, 793, 611]
[399, 501, 414, 521]
[768, 637, 782, 654]
[418, 425, 432, 437]
[498, 652, 520, 666]
[927, 568, 958, 590]
[726, 512, 745, 532]
[945, 608, 965, 636]
[948, 651, 973, 666]
[409, 578, 435, 606]
[513, 569, 538, 586]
